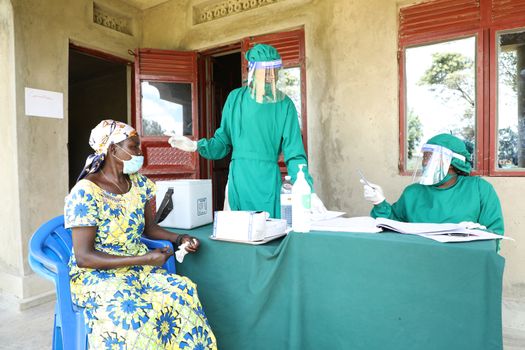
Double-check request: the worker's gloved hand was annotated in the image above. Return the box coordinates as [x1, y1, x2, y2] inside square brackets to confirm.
[166, 134, 197, 152]
[310, 193, 327, 215]
[360, 179, 385, 205]
[459, 221, 487, 230]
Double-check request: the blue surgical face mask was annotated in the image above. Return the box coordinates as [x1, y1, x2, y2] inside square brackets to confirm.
[114, 144, 144, 174]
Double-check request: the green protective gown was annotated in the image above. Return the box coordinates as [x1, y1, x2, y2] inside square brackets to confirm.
[197, 86, 313, 218]
[371, 176, 504, 235]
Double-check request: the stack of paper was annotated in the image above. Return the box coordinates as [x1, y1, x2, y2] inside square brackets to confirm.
[311, 216, 382, 233]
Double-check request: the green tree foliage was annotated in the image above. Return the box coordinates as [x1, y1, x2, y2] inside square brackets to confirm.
[499, 51, 518, 93]
[407, 109, 423, 159]
[498, 127, 518, 167]
[143, 118, 164, 136]
[418, 52, 475, 144]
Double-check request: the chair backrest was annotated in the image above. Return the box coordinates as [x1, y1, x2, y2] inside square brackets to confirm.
[29, 215, 72, 282]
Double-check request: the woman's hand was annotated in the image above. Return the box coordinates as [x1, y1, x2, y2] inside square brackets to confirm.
[181, 235, 200, 253]
[143, 247, 172, 266]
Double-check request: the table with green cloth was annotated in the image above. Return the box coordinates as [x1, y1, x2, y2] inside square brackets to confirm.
[172, 225, 504, 350]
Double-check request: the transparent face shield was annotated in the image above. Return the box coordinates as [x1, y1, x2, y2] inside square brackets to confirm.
[247, 60, 285, 103]
[412, 144, 466, 185]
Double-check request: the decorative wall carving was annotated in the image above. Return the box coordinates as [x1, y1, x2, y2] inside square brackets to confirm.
[193, 0, 284, 24]
[93, 3, 132, 35]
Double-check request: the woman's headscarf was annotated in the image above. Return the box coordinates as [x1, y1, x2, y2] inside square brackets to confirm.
[425, 133, 472, 175]
[77, 119, 137, 181]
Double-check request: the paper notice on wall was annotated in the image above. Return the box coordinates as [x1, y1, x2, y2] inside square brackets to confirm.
[25, 87, 64, 119]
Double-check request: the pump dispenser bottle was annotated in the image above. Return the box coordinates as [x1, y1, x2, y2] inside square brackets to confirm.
[292, 164, 311, 233]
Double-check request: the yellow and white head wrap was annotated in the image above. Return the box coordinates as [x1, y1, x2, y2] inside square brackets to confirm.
[77, 119, 138, 181]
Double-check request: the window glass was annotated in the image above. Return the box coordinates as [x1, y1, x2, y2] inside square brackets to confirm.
[277, 67, 302, 128]
[405, 37, 476, 170]
[141, 81, 192, 136]
[496, 28, 525, 169]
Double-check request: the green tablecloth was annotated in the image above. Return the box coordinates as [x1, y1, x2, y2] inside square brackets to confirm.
[172, 225, 504, 350]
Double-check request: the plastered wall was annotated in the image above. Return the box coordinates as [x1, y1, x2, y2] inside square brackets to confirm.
[142, 0, 525, 301]
[0, 0, 23, 291]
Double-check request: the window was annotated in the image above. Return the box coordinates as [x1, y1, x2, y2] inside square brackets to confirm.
[496, 28, 525, 170]
[141, 81, 193, 136]
[399, 0, 525, 176]
[277, 67, 302, 128]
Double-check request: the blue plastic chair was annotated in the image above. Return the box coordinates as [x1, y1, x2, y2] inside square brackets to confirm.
[28, 215, 176, 350]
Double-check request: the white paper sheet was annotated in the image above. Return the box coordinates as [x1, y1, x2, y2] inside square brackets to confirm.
[25, 87, 64, 119]
[311, 210, 346, 222]
[419, 229, 512, 242]
[311, 216, 382, 233]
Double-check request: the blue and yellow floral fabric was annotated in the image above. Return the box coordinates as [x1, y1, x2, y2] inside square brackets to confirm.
[64, 173, 217, 349]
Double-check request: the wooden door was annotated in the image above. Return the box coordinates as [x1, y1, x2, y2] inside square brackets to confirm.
[133, 49, 200, 181]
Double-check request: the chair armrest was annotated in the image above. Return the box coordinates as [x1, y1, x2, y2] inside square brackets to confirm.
[140, 237, 176, 273]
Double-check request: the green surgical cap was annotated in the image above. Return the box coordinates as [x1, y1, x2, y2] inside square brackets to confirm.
[245, 44, 281, 62]
[426, 133, 472, 174]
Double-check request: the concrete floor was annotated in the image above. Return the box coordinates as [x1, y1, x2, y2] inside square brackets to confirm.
[0, 297, 524, 349]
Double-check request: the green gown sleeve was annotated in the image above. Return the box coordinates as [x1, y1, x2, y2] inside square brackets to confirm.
[477, 179, 504, 235]
[370, 186, 418, 222]
[281, 98, 314, 190]
[370, 188, 411, 221]
[196, 92, 234, 160]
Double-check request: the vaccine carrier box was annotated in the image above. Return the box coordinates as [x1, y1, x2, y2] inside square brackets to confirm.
[155, 179, 213, 229]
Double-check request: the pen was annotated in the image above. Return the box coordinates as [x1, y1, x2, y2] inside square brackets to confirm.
[357, 169, 371, 187]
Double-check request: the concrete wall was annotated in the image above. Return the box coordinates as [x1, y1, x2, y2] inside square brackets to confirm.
[0, 0, 25, 299]
[142, 0, 525, 329]
[1, 0, 142, 307]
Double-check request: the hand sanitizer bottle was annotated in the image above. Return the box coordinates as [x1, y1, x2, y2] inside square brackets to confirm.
[292, 164, 311, 233]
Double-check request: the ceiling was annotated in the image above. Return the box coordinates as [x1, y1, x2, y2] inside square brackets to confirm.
[120, 0, 171, 10]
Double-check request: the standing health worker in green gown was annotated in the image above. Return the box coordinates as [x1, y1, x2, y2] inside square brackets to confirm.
[361, 133, 504, 235]
[168, 44, 326, 218]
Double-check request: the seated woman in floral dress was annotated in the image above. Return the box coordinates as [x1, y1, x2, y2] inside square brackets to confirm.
[64, 119, 217, 349]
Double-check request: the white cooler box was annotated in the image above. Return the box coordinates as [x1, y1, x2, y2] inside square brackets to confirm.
[155, 179, 213, 229]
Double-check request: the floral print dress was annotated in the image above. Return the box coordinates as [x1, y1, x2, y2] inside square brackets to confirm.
[64, 173, 217, 350]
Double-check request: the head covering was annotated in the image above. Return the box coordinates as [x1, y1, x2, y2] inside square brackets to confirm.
[245, 44, 284, 104]
[245, 44, 281, 62]
[425, 133, 472, 174]
[77, 119, 137, 181]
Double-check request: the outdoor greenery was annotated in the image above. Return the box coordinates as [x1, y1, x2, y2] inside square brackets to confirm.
[143, 118, 164, 136]
[412, 50, 521, 168]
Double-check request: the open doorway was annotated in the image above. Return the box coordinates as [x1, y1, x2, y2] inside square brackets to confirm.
[202, 50, 242, 210]
[68, 46, 129, 189]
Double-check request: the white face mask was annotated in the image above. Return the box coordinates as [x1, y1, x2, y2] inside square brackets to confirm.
[114, 144, 144, 174]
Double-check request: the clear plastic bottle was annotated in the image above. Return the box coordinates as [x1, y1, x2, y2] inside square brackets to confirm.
[280, 175, 293, 228]
[292, 164, 311, 233]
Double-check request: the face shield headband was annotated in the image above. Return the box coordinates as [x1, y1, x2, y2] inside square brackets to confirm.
[413, 144, 467, 186]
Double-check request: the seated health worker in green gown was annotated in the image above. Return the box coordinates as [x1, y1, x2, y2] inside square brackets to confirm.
[168, 44, 326, 218]
[361, 133, 504, 235]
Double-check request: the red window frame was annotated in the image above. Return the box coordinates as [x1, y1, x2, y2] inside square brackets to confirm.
[398, 0, 525, 176]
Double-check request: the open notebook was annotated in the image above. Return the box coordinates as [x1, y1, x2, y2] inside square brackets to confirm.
[311, 216, 511, 243]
